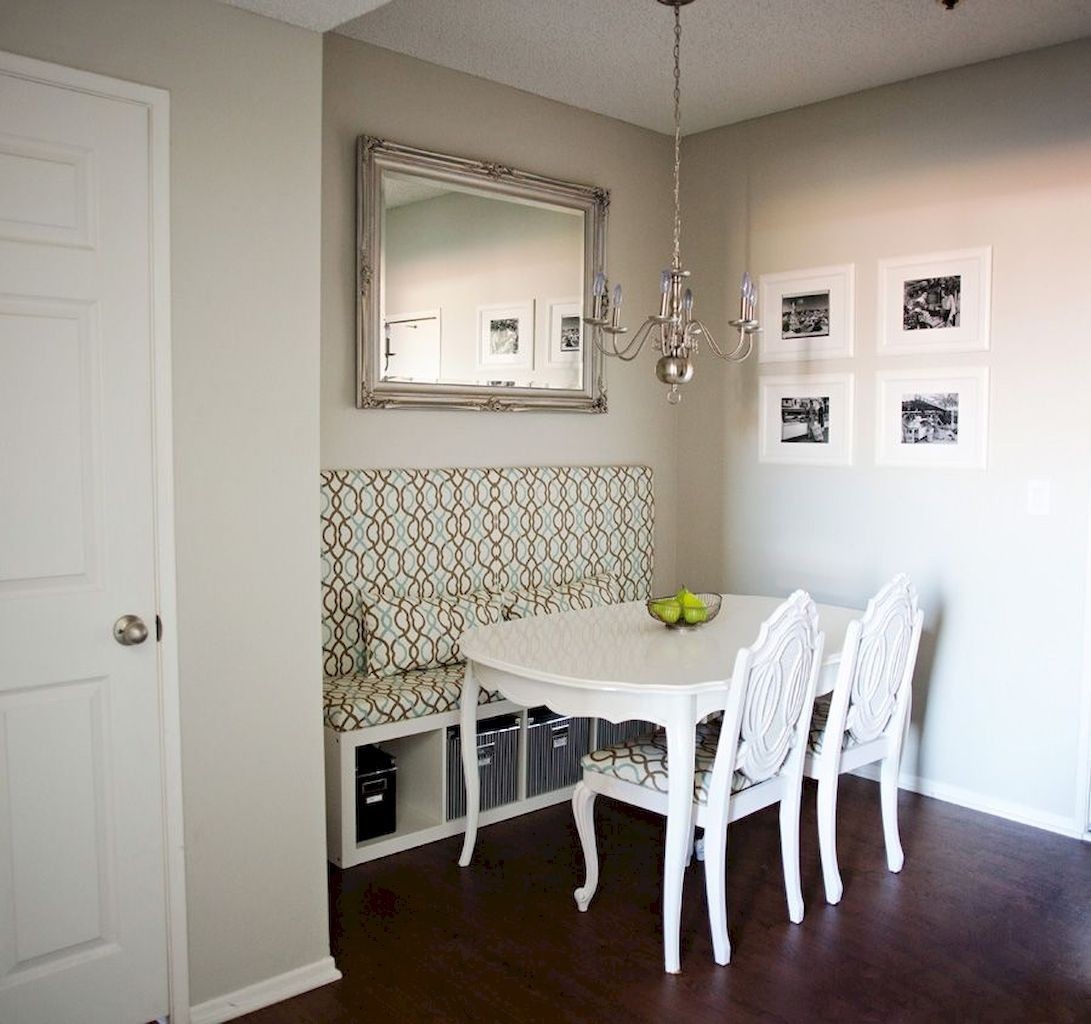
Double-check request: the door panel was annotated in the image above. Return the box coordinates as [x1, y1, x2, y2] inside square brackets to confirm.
[0, 58, 169, 1023]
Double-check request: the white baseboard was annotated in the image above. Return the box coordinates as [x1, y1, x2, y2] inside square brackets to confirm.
[189, 956, 341, 1024]
[850, 764, 1083, 840]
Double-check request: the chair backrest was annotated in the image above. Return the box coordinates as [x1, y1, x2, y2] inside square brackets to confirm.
[834, 573, 923, 748]
[708, 591, 826, 799]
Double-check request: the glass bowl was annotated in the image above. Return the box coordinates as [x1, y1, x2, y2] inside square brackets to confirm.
[646, 592, 722, 630]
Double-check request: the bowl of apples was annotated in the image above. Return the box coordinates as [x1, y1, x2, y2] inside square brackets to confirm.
[647, 589, 722, 630]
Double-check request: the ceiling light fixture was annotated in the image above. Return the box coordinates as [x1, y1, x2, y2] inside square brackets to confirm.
[583, 0, 759, 404]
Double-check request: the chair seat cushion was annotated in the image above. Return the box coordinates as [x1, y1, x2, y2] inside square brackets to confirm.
[581, 723, 754, 804]
[323, 664, 504, 731]
[807, 694, 857, 755]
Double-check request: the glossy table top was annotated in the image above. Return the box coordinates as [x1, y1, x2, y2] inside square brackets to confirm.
[461, 594, 860, 695]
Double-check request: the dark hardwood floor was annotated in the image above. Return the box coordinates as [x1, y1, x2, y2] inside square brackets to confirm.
[241, 777, 1090, 1023]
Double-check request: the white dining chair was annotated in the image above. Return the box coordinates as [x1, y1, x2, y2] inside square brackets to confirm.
[571, 590, 825, 966]
[804, 573, 923, 905]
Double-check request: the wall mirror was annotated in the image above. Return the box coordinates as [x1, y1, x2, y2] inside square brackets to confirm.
[356, 135, 608, 412]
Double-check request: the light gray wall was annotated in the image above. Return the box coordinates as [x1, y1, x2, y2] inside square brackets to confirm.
[678, 39, 1091, 830]
[323, 35, 680, 592]
[0, 0, 330, 1006]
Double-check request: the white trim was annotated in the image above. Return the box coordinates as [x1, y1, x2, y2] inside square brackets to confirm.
[0, 49, 191, 1020]
[851, 764, 1083, 840]
[1076, 476, 1091, 837]
[189, 957, 342, 1024]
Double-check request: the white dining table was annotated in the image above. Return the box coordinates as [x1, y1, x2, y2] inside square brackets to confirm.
[457, 593, 860, 974]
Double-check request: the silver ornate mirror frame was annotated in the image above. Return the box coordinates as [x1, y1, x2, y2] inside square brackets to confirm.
[356, 135, 609, 412]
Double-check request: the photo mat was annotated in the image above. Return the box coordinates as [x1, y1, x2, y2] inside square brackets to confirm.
[879, 247, 990, 354]
[760, 265, 854, 362]
[759, 373, 854, 465]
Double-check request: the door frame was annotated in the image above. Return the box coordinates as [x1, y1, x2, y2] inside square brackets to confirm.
[0, 50, 190, 1019]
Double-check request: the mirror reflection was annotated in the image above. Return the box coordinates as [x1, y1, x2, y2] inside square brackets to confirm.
[356, 136, 607, 412]
[381, 172, 585, 391]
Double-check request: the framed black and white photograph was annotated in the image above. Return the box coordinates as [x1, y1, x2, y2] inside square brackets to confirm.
[759, 373, 854, 466]
[759, 264, 854, 362]
[876, 367, 989, 468]
[878, 247, 991, 354]
[476, 301, 534, 369]
[546, 298, 582, 366]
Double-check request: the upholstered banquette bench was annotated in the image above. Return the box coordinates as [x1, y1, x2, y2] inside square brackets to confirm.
[322, 465, 654, 867]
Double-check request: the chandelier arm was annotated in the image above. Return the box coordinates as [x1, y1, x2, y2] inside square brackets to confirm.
[592, 318, 656, 362]
[696, 318, 753, 362]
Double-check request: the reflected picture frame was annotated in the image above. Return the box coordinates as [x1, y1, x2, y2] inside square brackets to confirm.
[546, 298, 582, 366]
[758, 372, 855, 466]
[875, 366, 989, 468]
[759, 264, 855, 362]
[878, 246, 991, 355]
[476, 302, 534, 369]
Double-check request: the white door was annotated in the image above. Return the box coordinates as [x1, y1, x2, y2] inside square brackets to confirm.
[383, 312, 441, 380]
[0, 56, 173, 1023]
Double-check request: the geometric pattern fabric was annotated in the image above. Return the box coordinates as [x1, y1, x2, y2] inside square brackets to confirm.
[321, 465, 655, 678]
[362, 590, 507, 677]
[507, 572, 624, 619]
[322, 663, 505, 731]
[581, 720, 756, 803]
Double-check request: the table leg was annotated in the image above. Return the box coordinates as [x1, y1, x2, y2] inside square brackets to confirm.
[662, 702, 696, 974]
[457, 662, 480, 867]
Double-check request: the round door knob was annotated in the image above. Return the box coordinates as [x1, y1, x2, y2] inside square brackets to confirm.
[113, 614, 149, 646]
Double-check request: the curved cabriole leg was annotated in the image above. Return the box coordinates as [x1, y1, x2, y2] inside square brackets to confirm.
[572, 782, 599, 912]
[702, 815, 731, 965]
[816, 770, 844, 904]
[457, 664, 480, 868]
[662, 711, 697, 974]
[779, 784, 805, 924]
[879, 753, 905, 873]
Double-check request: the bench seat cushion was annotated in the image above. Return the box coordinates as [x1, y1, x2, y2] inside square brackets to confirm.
[323, 663, 505, 732]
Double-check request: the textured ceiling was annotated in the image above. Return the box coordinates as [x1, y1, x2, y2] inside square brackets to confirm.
[219, 0, 393, 33]
[336, 0, 1091, 134]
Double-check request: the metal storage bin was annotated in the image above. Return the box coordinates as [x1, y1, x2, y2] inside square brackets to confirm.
[355, 744, 397, 842]
[446, 714, 520, 820]
[596, 719, 656, 748]
[527, 707, 592, 797]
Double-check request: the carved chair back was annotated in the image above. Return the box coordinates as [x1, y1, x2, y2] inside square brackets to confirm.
[707, 591, 825, 802]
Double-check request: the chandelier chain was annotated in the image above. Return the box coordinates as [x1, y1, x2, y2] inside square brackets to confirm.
[671, 3, 682, 270]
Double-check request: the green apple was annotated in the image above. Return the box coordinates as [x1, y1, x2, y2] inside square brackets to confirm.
[679, 590, 707, 625]
[651, 598, 682, 624]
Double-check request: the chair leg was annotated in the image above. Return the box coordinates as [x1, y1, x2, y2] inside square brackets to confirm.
[702, 817, 731, 965]
[816, 771, 844, 904]
[779, 789, 805, 924]
[879, 754, 905, 873]
[572, 782, 600, 911]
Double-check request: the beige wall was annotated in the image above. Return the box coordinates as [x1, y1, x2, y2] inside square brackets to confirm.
[323, 35, 680, 591]
[678, 40, 1091, 830]
[0, 0, 330, 1007]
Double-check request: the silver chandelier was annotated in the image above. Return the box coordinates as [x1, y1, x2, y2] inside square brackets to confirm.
[583, 0, 759, 404]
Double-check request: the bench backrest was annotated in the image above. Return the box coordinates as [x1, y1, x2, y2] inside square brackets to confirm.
[321, 465, 655, 677]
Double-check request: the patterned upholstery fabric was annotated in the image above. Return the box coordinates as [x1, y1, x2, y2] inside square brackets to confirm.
[581, 723, 755, 803]
[807, 694, 856, 755]
[506, 573, 624, 619]
[323, 664, 505, 731]
[363, 590, 507, 676]
[321, 465, 655, 678]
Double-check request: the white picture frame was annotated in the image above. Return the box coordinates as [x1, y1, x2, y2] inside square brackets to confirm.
[546, 298, 582, 366]
[878, 246, 991, 354]
[476, 301, 534, 369]
[875, 366, 989, 469]
[759, 373, 855, 466]
[759, 264, 854, 363]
